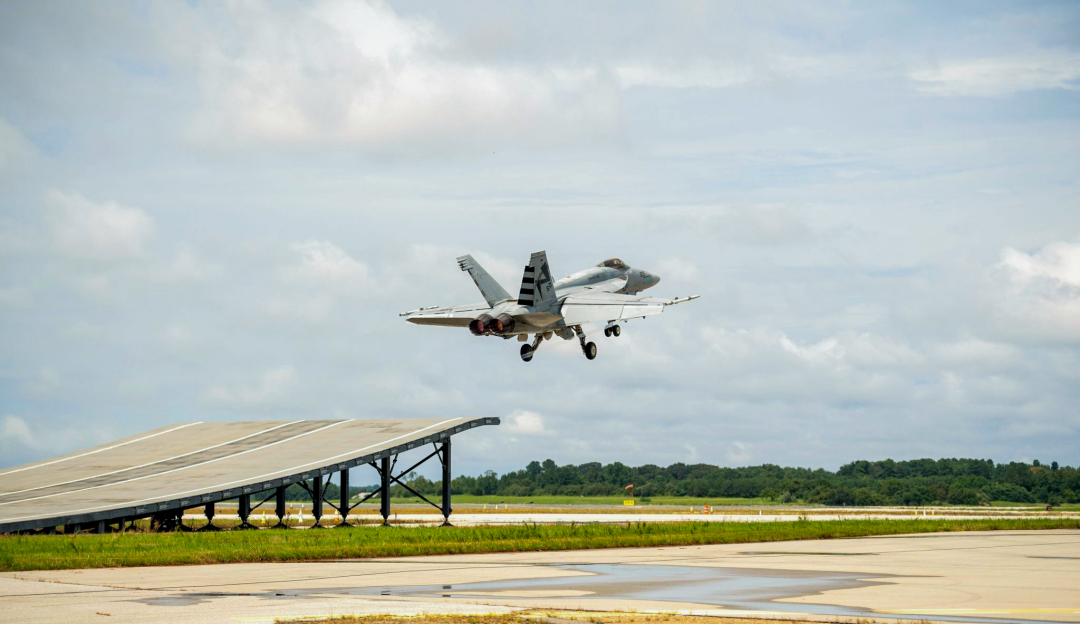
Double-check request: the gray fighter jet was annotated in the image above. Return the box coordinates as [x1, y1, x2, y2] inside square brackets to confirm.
[400, 251, 699, 362]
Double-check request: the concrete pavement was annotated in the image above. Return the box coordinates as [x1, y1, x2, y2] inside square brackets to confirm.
[2, 529, 1077, 623]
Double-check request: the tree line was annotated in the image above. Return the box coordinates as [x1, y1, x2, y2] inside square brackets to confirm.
[283, 457, 1077, 506]
[439, 457, 1078, 506]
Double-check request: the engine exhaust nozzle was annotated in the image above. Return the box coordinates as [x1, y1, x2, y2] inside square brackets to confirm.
[492, 313, 516, 335]
[470, 314, 493, 336]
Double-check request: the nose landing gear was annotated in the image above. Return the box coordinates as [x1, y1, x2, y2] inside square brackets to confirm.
[604, 324, 622, 338]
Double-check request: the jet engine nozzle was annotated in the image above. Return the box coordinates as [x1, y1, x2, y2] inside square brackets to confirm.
[470, 314, 494, 336]
[492, 313, 516, 335]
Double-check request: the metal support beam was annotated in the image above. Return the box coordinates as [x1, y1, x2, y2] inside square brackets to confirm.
[380, 456, 391, 525]
[273, 486, 287, 529]
[311, 474, 324, 528]
[200, 502, 221, 532]
[441, 438, 452, 526]
[338, 467, 351, 527]
[237, 493, 254, 530]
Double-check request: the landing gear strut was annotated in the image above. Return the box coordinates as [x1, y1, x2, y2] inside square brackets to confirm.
[574, 326, 598, 360]
[520, 334, 544, 362]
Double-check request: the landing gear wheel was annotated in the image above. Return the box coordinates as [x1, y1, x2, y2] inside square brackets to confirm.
[584, 342, 597, 360]
[612, 324, 621, 337]
[604, 327, 612, 337]
[520, 344, 534, 362]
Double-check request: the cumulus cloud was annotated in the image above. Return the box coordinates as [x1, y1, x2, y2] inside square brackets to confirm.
[46, 190, 154, 261]
[180, 0, 621, 153]
[992, 241, 1080, 343]
[1000, 242, 1080, 287]
[504, 410, 547, 435]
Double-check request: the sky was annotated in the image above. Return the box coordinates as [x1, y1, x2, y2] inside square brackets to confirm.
[1, 1, 1078, 481]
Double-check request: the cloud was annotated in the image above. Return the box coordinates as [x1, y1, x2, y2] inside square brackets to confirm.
[909, 54, 1080, 97]
[204, 366, 296, 410]
[46, 190, 154, 261]
[0, 117, 38, 173]
[504, 410, 547, 435]
[148, 247, 224, 282]
[1000, 242, 1080, 287]
[285, 240, 370, 285]
[991, 241, 1080, 343]
[181, 0, 622, 153]
[0, 415, 35, 448]
[726, 441, 752, 463]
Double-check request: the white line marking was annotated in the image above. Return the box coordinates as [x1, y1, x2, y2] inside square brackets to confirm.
[0, 422, 201, 478]
[0, 421, 353, 510]
[0, 421, 299, 498]
[0, 418, 462, 524]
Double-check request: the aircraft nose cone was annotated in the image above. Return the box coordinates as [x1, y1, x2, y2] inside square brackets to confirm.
[652, 274, 660, 285]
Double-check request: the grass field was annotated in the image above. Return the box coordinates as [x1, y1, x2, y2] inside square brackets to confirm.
[304, 614, 803, 624]
[395, 495, 776, 506]
[1, 517, 1075, 573]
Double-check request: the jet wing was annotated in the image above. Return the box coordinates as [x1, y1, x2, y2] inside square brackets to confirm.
[559, 292, 699, 326]
[401, 303, 490, 327]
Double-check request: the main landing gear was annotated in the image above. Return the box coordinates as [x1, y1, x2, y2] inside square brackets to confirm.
[574, 325, 597, 360]
[520, 333, 544, 362]
[520, 327, 597, 362]
[604, 324, 622, 338]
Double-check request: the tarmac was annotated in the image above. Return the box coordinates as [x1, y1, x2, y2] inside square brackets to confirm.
[2, 529, 1077, 624]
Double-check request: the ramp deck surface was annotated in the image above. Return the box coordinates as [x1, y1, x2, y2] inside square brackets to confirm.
[0, 417, 497, 532]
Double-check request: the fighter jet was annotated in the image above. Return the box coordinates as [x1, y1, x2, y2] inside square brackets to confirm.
[400, 251, 699, 362]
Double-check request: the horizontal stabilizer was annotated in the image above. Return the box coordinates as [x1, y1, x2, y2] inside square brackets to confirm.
[406, 316, 474, 327]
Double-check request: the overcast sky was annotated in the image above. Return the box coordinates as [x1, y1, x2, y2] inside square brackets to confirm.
[1, 1, 1078, 481]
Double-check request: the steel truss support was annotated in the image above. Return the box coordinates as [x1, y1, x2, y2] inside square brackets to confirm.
[297, 474, 329, 528]
[380, 456, 392, 525]
[369, 440, 454, 526]
[237, 494, 254, 530]
[272, 486, 288, 529]
[320, 466, 355, 528]
[237, 490, 277, 530]
[200, 502, 222, 531]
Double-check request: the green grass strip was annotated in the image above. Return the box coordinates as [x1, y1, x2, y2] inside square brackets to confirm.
[1, 518, 1076, 572]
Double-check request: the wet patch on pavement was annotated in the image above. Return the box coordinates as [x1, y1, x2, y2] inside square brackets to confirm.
[358, 563, 1051, 624]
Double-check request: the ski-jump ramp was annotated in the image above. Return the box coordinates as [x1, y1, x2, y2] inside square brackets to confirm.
[0, 417, 498, 534]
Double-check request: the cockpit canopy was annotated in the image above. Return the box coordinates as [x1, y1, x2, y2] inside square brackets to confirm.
[596, 258, 628, 270]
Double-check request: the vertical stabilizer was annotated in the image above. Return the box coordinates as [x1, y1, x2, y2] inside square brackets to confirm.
[456, 255, 511, 307]
[517, 250, 557, 311]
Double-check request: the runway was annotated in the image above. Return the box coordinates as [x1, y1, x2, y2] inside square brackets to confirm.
[2, 529, 1077, 624]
